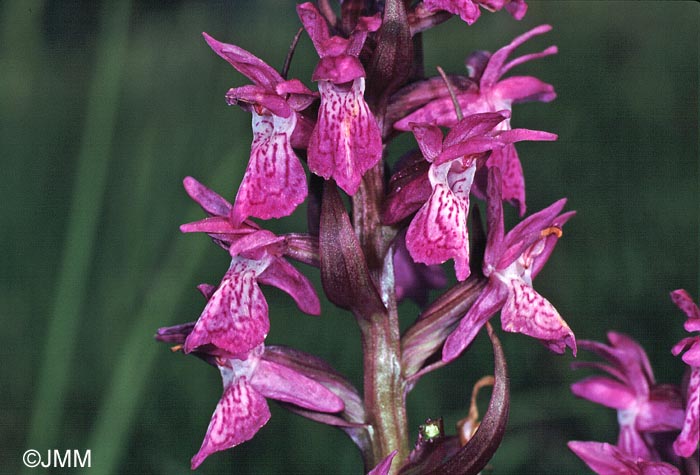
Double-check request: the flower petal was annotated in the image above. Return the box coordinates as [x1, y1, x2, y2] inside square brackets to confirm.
[202, 32, 283, 90]
[307, 79, 382, 195]
[570, 376, 636, 410]
[411, 123, 444, 162]
[183, 176, 232, 217]
[251, 359, 344, 413]
[442, 281, 508, 362]
[231, 113, 307, 224]
[191, 377, 270, 469]
[500, 278, 576, 354]
[492, 75, 556, 104]
[674, 367, 700, 457]
[184, 261, 269, 357]
[671, 289, 700, 320]
[480, 25, 554, 88]
[636, 385, 685, 432]
[424, 0, 481, 25]
[257, 257, 321, 316]
[225, 85, 292, 118]
[367, 450, 397, 475]
[443, 111, 509, 147]
[296, 2, 331, 55]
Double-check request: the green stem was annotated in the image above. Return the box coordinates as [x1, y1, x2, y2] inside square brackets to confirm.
[354, 165, 409, 473]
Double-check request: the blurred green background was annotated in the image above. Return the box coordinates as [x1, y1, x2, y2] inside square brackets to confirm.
[1, 0, 697, 474]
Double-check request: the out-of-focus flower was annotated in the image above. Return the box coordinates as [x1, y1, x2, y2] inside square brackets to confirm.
[422, 0, 527, 25]
[670, 289, 700, 457]
[393, 229, 447, 306]
[297, 2, 383, 196]
[571, 332, 685, 460]
[568, 441, 680, 475]
[178, 177, 320, 357]
[442, 168, 575, 362]
[203, 33, 317, 224]
[395, 25, 557, 215]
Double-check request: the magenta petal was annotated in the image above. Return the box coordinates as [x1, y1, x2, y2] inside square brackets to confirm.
[498, 197, 567, 268]
[183, 176, 232, 217]
[570, 377, 635, 410]
[636, 395, 685, 432]
[191, 377, 270, 469]
[674, 367, 700, 457]
[231, 113, 307, 224]
[442, 282, 508, 362]
[618, 424, 653, 460]
[505, 0, 528, 20]
[180, 216, 238, 234]
[671, 289, 700, 319]
[307, 79, 382, 195]
[257, 257, 321, 316]
[184, 263, 269, 357]
[493, 76, 556, 104]
[487, 145, 526, 215]
[226, 85, 292, 118]
[568, 441, 679, 475]
[500, 278, 576, 354]
[296, 2, 331, 55]
[406, 176, 471, 280]
[681, 339, 700, 367]
[411, 123, 444, 162]
[202, 32, 283, 91]
[313, 55, 366, 83]
[568, 441, 631, 475]
[424, 0, 481, 25]
[639, 464, 683, 475]
[443, 111, 509, 147]
[480, 25, 553, 88]
[251, 359, 344, 413]
[367, 450, 398, 475]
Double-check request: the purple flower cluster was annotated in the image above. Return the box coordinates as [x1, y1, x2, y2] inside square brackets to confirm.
[568, 291, 700, 474]
[154, 1, 583, 473]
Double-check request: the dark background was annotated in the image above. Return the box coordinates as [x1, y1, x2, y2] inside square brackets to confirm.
[1, 1, 697, 474]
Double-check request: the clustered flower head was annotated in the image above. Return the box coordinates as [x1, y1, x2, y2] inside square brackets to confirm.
[568, 290, 700, 474]
[155, 1, 585, 473]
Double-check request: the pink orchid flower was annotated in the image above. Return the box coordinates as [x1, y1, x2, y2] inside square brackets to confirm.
[422, 0, 527, 25]
[189, 344, 344, 469]
[297, 2, 383, 195]
[568, 441, 680, 475]
[395, 25, 557, 215]
[442, 168, 575, 362]
[571, 332, 685, 460]
[178, 177, 320, 357]
[203, 33, 317, 224]
[670, 289, 700, 457]
[404, 111, 556, 281]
